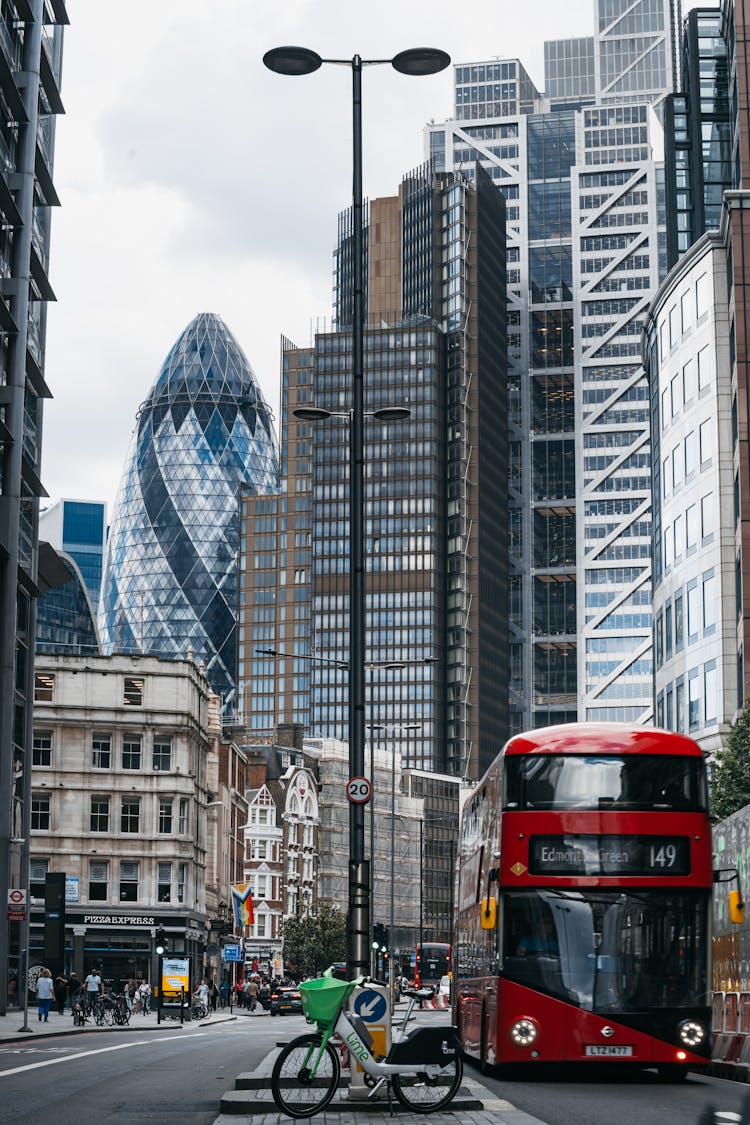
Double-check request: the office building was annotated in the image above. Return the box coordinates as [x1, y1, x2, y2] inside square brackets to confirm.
[428, 0, 677, 733]
[240, 164, 507, 782]
[0, 0, 67, 1013]
[39, 498, 107, 603]
[98, 312, 280, 706]
[35, 543, 100, 655]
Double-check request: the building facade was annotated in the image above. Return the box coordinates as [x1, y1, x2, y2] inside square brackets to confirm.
[29, 653, 215, 989]
[39, 498, 107, 604]
[428, 0, 676, 733]
[0, 0, 67, 1013]
[98, 312, 279, 707]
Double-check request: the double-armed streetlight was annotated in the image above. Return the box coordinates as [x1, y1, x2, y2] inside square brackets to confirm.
[264, 43, 449, 978]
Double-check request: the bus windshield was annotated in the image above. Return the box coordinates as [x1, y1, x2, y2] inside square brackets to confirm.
[502, 889, 709, 1013]
[503, 754, 707, 811]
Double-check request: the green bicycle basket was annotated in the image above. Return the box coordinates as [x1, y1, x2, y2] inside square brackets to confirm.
[299, 970, 356, 1026]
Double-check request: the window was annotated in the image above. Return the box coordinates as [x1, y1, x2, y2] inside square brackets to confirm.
[682, 358, 696, 403]
[178, 798, 188, 835]
[705, 662, 718, 725]
[159, 799, 173, 834]
[699, 419, 713, 465]
[158, 862, 172, 903]
[686, 505, 698, 553]
[687, 583, 700, 640]
[670, 373, 680, 417]
[177, 863, 186, 904]
[672, 445, 683, 488]
[675, 591, 684, 651]
[90, 796, 110, 833]
[673, 515, 683, 561]
[676, 678, 685, 733]
[256, 914, 266, 938]
[153, 738, 172, 772]
[665, 602, 673, 660]
[122, 736, 141, 770]
[92, 733, 111, 769]
[256, 875, 268, 898]
[695, 272, 709, 318]
[31, 795, 50, 831]
[123, 677, 143, 706]
[89, 860, 108, 902]
[703, 571, 717, 632]
[681, 290, 693, 333]
[669, 305, 679, 347]
[688, 669, 701, 731]
[121, 797, 140, 833]
[701, 493, 715, 539]
[32, 731, 52, 767]
[30, 858, 48, 899]
[119, 861, 139, 902]
[684, 431, 696, 477]
[34, 672, 54, 702]
[697, 345, 711, 392]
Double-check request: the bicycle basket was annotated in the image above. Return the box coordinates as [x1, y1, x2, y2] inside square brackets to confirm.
[299, 972, 354, 1026]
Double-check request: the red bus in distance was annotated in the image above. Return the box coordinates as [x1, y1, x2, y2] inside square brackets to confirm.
[455, 723, 713, 1078]
[415, 942, 450, 988]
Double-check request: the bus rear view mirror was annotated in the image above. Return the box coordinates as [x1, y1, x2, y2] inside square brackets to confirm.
[480, 896, 497, 930]
[730, 889, 745, 925]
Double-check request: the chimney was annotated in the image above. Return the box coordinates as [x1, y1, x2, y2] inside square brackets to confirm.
[276, 723, 304, 751]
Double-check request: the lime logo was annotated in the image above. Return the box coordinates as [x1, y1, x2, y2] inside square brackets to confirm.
[345, 1031, 370, 1062]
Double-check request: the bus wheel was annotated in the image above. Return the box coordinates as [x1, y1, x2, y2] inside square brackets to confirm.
[657, 1065, 688, 1083]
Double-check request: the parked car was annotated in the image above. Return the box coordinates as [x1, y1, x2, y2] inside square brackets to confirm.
[258, 982, 272, 1011]
[270, 984, 302, 1016]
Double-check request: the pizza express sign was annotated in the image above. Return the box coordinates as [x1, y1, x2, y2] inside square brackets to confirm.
[83, 914, 157, 926]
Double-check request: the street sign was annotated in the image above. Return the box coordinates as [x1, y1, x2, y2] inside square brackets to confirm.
[353, 988, 388, 1022]
[223, 943, 243, 962]
[346, 776, 372, 804]
[7, 888, 27, 922]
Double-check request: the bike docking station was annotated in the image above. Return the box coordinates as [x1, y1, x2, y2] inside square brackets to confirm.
[346, 981, 391, 1101]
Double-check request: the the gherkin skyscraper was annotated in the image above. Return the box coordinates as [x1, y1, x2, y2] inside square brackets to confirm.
[98, 313, 279, 702]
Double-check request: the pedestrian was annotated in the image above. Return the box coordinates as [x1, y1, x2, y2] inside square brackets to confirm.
[139, 979, 151, 1014]
[246, 977, 259, 1012]
[210, 980, 218, 1011]
[219, 980, 229, 1007]
[67, 971, 82, 1016]
[198, 979, 209, 1009]
[84, 966, 101, 1013]
[234, 980, 244, 1008]
[37, 968, 54, 1023]
[126, 977, 138, 1012]
[53, 973, 68, 1015]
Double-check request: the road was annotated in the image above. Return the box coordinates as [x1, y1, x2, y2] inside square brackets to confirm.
[0, 1014, 269, 1125]
[1, 1009, 750, 1125]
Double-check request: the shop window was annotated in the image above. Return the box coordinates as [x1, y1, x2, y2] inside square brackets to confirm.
[119, 862, 139, 902]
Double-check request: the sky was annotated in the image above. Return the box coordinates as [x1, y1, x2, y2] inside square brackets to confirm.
[42, 0, 715, 512]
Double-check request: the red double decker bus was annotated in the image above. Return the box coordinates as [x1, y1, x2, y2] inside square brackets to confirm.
[455, 723, 713, 1077]
[415, 942, 451, 988]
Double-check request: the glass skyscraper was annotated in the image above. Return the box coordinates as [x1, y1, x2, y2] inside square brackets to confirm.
[98, 312, 279, 704]
[39, 498, 107, 603]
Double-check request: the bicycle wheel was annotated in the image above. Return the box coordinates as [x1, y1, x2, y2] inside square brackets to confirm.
[271, 1033, 340, 1119]
[392, 1055, 463, 1114]
[93, 1004, 105, 1026]
[103, 1005, 115, 1026]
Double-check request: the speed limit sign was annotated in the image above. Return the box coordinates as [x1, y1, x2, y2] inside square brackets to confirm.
[346, 776, 372, 804]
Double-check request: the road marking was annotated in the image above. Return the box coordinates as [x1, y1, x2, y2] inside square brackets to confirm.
[0, 1032, 209, 1077]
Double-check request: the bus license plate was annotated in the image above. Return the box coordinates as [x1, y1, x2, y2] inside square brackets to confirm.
[585, 1045, 633, 1057]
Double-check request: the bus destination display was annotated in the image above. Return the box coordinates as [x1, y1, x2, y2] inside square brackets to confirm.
[529, 834, 690, 876]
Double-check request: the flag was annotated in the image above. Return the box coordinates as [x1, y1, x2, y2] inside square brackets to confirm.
[231, 882, 255, 927]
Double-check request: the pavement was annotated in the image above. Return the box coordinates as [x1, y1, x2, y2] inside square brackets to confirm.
[0, 1004, 546, 1124]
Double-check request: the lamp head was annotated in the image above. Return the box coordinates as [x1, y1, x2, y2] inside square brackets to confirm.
[391, 48, 451, 76]
[292, 406, 333, 421]
[263, 46, 322, 76]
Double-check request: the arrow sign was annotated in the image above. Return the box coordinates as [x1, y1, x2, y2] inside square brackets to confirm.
[354, 989, 387, 1022]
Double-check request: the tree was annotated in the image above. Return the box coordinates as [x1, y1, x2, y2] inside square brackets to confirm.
[281, 903, 347, 979]
[710, 705, 750, 820]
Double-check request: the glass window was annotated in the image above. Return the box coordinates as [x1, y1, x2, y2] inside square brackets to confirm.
[89, 860, 108, 902]
[688, 669, 701, 731]
[683, 358, 696, 403]
[703, 571, 717, 631]
[684, 431, 696, 476]
[30, 858, 48, 899]
[33, 731, 52, 767]
[179, 798, 188, 835]
[701, 494, 715, 539]
[687, 583, 699, 639]
[681, 290, 693, 333]
[686, 505, 698, 552]
[159, 798, 173, 834]
[121, 797, 140, 833]
[158, 862, 172, 903]
[503, 754, 706, 811]
[695, 272, 710, 317]
[34, 673, 54, 702]
[119, 861, 139, 902]
[177, 863, 186, 904]
[92, 734, 111, 769]
[123, 677, 143, 706]
[90, 796, 109, 833]
[31, 794, 50, 831]
[676, 679, 685, 732]
[697, 345, 711, 392]
[671, 374, 680, 417]
[153, 738, 172, 772]
[669, 305, 679, 347]
[123, 736, 141, 770]
[675, 591, 684, 651]
[699, 420, 713, 464]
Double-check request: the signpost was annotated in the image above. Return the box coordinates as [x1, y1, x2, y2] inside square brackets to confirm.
[159, 956, 190, 1025]
[7, 889, 27, 922]
[346, 776, 372, 804]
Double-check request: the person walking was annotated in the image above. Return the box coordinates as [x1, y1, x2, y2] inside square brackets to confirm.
[67, 971, 82, 1015]
[37, 969, 54, 1022]
[53, 973, 68, 1015]
[138, 979, 150, 1014]
[246, 977, 259, 1013]
[84, 966, 102, 1015]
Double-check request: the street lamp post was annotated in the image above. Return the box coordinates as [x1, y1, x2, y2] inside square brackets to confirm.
[264, 43, 449, 978]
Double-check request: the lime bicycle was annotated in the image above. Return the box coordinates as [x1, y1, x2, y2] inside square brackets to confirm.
[270, 968, 463, 1118]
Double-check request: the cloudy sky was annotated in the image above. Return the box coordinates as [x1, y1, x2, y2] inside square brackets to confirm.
[42, 0, 713, 511]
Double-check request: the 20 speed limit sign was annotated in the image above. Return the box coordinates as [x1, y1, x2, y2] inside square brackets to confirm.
[346, 776, 372, 804]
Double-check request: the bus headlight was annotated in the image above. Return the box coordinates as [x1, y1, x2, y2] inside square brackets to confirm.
[677, 1020, 705, 1048]
[510, 1018, 538, 1047]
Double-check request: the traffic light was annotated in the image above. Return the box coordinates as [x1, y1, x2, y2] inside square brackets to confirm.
[373, 923, 389, 951]
[155, 926, 168, 956]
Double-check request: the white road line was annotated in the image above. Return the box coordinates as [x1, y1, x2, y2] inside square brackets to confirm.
[0, 1032, 208, 1077]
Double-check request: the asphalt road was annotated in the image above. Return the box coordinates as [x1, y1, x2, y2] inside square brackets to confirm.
[0, 1014, 270, 1125]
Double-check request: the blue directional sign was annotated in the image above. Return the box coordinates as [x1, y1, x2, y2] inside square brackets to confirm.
[354, 988, 387, 1022]
[222, 943, 243, 962]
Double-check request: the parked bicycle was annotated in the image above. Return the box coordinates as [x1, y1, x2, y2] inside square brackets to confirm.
[270, 968, 463, 1117]
[191, 996, 210, 1020]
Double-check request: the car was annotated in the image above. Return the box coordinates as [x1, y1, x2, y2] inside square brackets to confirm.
[270, 984, 302, 1016]
[258, 982, 272, 1011]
